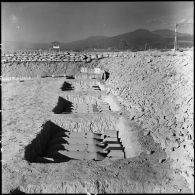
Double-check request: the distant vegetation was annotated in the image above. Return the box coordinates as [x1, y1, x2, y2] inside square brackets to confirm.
[2, 29, 193, 52]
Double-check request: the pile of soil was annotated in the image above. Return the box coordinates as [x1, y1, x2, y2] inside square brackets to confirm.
[2, 60, 99, 78]
[97, 50, 194, 192]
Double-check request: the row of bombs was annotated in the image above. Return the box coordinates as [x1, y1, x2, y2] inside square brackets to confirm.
[43, 130, 125, 161]
[93, 102, 111, 112]
[60, 102, 110, 114]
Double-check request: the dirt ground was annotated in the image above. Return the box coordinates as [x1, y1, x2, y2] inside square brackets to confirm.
[2, 50, 193, 193]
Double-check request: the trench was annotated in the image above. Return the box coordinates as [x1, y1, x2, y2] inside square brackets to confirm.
[25, 68, 136, 163]
[24, 120, 125, 163]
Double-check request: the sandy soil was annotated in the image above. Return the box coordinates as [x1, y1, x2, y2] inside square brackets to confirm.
[2, 50, 193, 193]
[98, 50, 194, 192]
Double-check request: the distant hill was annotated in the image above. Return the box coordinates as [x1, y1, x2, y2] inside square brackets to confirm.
[63, 29, 193, 50]
[85, 36, 108, 41]
[63, 29, 167, 51]
[2, 29, 193, 51]
[153, 29, 192, 38]
[152, 29, 193, 48]
[61, 36, 108, 50]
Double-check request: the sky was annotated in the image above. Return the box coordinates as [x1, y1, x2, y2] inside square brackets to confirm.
[1, 2, 194, 43]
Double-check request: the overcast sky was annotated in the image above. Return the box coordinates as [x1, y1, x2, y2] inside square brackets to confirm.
[2, 2, 193, 43]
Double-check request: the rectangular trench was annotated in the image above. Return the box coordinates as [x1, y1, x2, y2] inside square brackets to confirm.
[24, 121, 125, 163]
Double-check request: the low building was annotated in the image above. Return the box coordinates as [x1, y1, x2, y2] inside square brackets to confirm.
[51, 41, 60, 52]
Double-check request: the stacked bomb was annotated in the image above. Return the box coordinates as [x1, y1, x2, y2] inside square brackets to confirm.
[96, 102, 110, 112]
[60, 102, 110, 114]
[44, 130, 125, 161]
[70, 103, 94, 114]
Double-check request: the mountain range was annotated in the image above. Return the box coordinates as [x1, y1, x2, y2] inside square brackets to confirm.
[2, 29, 193, 51]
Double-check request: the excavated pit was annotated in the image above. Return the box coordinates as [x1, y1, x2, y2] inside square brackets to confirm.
[24, 120, 125, 163]
[52, 95, 112, 114]
[3, 51, 193, 193]
[27, 71, 125, 164]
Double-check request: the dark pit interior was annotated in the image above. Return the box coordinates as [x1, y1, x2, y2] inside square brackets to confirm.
[65, 75, 75, 79]
[52, 96, 73, 114]
[9, 188, 26, 194]
[52, 75, 65, 78]
[92, 85, 101, 91]
[41, 75, 50, 78]
[101, 71, 110, 81]
[61, 81, 74, 91]
[24, 121, 71, 163]
[105, 71, 110, 80]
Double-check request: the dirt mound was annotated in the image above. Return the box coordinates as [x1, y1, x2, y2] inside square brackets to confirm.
[98, 50, 194, 192]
